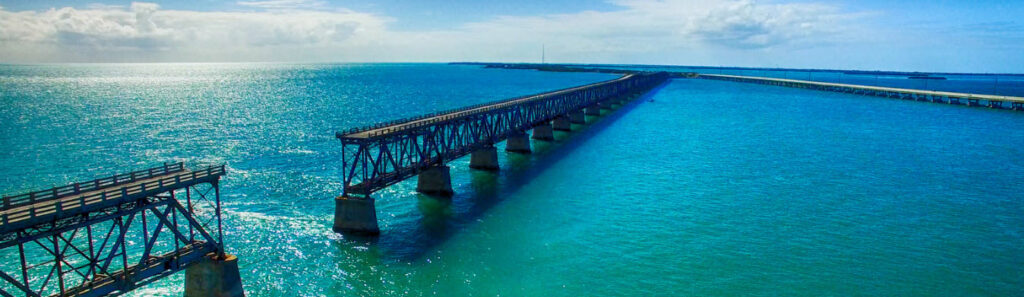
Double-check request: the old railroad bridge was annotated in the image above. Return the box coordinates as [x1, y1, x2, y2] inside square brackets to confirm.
[4, 67, 1022, 297]
[333, 72, 670, 234]
[0, 163, 243, 297]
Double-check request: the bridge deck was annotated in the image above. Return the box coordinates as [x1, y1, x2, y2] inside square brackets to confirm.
[341, 74, 634, 140]
[699, 74, 1024, 103]
[337, 72, 669, 196]
[0, 164, 225, 234]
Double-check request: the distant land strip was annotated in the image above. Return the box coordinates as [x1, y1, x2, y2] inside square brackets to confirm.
[449, 62, 1024, 77]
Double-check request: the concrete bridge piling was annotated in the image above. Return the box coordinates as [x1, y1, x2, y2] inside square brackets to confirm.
[185, 254, 246, 297]
[333, 195, 380, 235]
[553, 116, 572, 131]
[569, 110, 586, 124]
[470, 145, 500, 170]
[417, 165, 454, 196]
[506, 132, 532, 153]
[532, 123, 554, 141]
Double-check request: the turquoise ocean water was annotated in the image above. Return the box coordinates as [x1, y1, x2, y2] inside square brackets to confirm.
[1, 64, 1023, 296]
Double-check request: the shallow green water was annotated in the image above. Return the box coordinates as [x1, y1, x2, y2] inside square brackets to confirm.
[1, 64, 1022, 296]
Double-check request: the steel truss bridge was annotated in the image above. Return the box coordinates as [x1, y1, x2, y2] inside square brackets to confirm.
[0, 163, 228, 297]
[336, 72, 670, 197]
[699, 74, 1024, 111]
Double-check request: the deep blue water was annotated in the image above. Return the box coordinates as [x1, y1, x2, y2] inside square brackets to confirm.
[1, 64, 1022, 296]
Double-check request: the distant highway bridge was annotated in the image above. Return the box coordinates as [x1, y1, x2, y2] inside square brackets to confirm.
[699, 74, 1024, 110]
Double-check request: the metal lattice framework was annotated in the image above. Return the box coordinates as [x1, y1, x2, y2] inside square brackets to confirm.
[0, 163, 227, 297]
[336, 72, 669, 196]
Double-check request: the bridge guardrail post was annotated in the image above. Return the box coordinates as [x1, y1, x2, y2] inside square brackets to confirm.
[55, 198, 63, 217]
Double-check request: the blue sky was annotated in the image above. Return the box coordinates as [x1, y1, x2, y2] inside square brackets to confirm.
[0, 0, 1021, 73]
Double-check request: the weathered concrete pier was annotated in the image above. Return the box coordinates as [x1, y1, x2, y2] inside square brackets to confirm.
[699, 74, 1024, 111]
[333, 72, 669, 235]
[0, 163, 244, 297]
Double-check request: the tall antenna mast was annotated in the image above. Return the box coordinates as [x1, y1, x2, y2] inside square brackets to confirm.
[542, 44, 545, 64]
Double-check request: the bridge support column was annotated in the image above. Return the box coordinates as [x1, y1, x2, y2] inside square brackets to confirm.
[417, 165, 454, 196]
[553, 117, 572, 131]
[532, 123, 554, 141]
[569, 110, 585, 124]
[506, 132, 532, 154]
[333, 195, 380, 235]
[585, 106, 601, 116]
[599, 103, 612, 111]
[469, 145, 499, 170]
[185, 254, 246, 297]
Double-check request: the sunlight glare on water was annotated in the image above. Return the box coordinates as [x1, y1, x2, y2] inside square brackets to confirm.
[1, 64, 1022, 296]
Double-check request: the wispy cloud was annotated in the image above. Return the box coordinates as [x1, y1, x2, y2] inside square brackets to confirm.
[0, 2, 388, 61]
[1, 0, 1018, 71]
[236, 0, 326, 10]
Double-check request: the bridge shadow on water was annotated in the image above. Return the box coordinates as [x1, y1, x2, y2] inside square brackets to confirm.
[341, 82, 670, 262]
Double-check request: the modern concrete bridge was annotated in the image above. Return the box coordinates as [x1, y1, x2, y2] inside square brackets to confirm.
[333, 72, 669, 235]
[699, 74, 1024, 110]
[0, 163, 244, 297]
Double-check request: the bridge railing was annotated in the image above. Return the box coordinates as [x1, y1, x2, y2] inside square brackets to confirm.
[338, 75, 635, 138]
[1, 162, 186, 211]
[1, 164, 226, 229]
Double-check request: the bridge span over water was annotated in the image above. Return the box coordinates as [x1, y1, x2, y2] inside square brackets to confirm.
[699, 74, 1024, 110]
[0, 163, 244, 297]
[333, 72, 670, 235]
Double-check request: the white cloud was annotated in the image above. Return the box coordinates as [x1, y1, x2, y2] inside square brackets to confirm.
[0, 2, 391, 62]
[236, 0, 327, 10]
[0, 0, 870, 64]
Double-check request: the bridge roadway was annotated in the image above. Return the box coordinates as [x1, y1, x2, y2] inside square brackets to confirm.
[343, 74, 638, 139]
[1, 163, 223, 233]
[699, 74, 1024, 110]
[333, 72, 669, 235]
